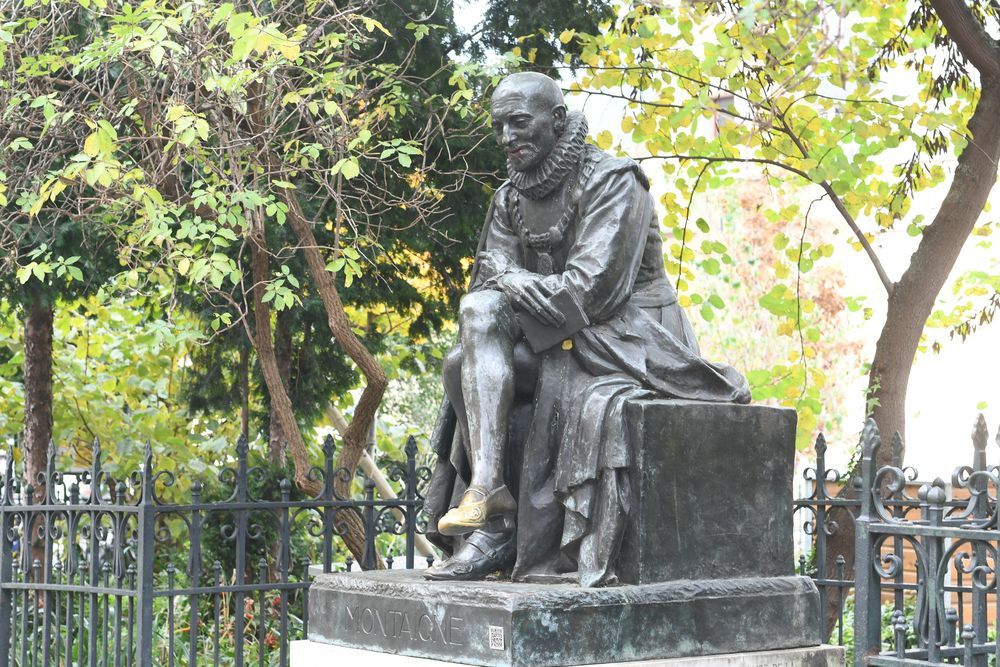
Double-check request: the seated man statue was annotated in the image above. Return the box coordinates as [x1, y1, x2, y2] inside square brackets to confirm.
[423, 72, 749, 587]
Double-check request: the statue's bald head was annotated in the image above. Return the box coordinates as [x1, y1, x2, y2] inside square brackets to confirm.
[490, 73, 568, 171]
[491, 72, 565, 112]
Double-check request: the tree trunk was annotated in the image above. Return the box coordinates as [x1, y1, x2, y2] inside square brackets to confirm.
[268, 311, 292, 466]
[822, 78, 1000, 639]
[867, 82, 1000, 452]
[247, 218, 377, 566]
[277, 191, 388, 501]
[23, 293, 53, 571]
[244, 85, 382, 567]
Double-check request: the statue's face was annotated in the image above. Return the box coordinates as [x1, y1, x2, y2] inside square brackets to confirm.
[491, 87, 565, 171]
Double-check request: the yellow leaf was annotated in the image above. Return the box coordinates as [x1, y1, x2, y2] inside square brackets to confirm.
[83, 133, 100, 157]
[253, 31, 273, 54]
[277, 41, 300, 61]
[595, 130, 613, 150]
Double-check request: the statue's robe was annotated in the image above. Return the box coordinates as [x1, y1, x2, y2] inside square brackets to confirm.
[424, 145, 750, 586]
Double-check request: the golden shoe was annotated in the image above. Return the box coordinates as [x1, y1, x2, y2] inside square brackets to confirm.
[437, 485, 516, 537]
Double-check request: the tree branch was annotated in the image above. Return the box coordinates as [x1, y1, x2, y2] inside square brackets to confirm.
[930, 0, 1000, 78]
[772, 111, 895, 296]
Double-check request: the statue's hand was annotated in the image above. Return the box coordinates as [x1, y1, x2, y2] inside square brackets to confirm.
[497, 273, 566, 328]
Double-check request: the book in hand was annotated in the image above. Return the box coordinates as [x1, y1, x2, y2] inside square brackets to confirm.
[516, 287, 589, 354]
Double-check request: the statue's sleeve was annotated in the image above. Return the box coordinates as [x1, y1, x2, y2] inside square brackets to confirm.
[472, 187, 527, 291]
[541, 166, 652, 322]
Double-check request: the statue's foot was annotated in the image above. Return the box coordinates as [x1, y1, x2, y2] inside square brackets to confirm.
[424, 530, 515, 581]
[437, 485, 516, 536]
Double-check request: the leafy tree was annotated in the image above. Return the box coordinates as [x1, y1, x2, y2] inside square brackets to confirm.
[172, 0, 626, 457]
[568, 0, 999, 637]
[0, 0, 492, 561]
[0, 220, 118, 511]
[570, 0, 1000, 455]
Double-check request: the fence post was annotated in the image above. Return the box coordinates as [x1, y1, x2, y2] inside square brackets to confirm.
[0, 448, 14, 667]
[970, 415, 989, 666]
[135, 442, 155, 667]
[854, 418, 882, 666]
[813, 433, 829, 641]
[405, 436, 417, 569]
[923, 478, 947, 663]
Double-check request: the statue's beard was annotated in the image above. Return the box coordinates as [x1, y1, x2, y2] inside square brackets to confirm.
[506, 111, 589, 200]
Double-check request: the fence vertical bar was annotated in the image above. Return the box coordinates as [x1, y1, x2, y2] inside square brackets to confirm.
[279, 479, 291, 667]
[404, 436, 417, 570]
[362, 478, 377, 571]
[41, 446, 56, 667]
[88, 438, 102, 667]
[322, 436, 336, 574]
[970, 415, 989, 667]
[854, 418, 882, 667]
[135, 443, 155, 667]
[923, 479, 947, 663]
[65, 482, 79, 664]
[188, 481, 204, 665]
[233, 436, 249, 667]
[0, 448, 14, 667]
[813, 433, 829, 641]
[889, 431, 906, 629]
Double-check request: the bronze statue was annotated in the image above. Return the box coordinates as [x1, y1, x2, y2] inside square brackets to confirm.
[423, 72, 750, 586]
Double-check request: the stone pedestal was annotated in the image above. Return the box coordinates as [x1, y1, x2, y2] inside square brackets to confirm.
[619, 400, 797, 584]
[304, 401, 816, 666]
[291, 642, 845, 666]
[306, 571, 820, 667]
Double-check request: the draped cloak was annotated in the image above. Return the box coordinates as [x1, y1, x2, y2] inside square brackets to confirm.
[424, 144, 750, 587]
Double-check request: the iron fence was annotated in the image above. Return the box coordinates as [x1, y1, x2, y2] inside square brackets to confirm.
[0, 434, 433, 667]
[796, 414, 1000, 665]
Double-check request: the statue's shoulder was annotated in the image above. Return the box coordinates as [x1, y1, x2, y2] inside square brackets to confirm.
[489, 180, 515, 207]
[584, 146, 651, 192]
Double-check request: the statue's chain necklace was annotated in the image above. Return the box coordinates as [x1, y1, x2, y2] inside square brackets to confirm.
[510, 147, 599, 275]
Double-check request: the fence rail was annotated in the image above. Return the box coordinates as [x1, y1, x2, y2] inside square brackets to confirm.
[0, 434, 433, 667]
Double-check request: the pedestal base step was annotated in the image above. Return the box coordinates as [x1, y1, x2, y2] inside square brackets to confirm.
[306, 570, 822, 667]
[291, 641, 844, 666]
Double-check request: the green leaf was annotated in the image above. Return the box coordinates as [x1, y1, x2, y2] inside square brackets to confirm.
[340, 158, 360, 180]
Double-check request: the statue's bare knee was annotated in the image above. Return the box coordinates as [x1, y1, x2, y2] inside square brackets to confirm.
[459, 290, 516, 343]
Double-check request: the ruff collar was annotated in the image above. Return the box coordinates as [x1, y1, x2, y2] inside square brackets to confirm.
[507, 111, 589, 200]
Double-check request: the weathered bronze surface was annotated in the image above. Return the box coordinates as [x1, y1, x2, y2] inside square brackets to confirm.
[423, 72, 751, 586]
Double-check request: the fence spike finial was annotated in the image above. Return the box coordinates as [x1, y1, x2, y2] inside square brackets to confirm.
[322, 433, 336, 459]
[861, 418, 881, 462]
[405, 435, 418, 459]
[890, 431, 904, 467]
[972, 413, 988, 452]
[2, 444, 14, 506]
[235, 433, 249, 459]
